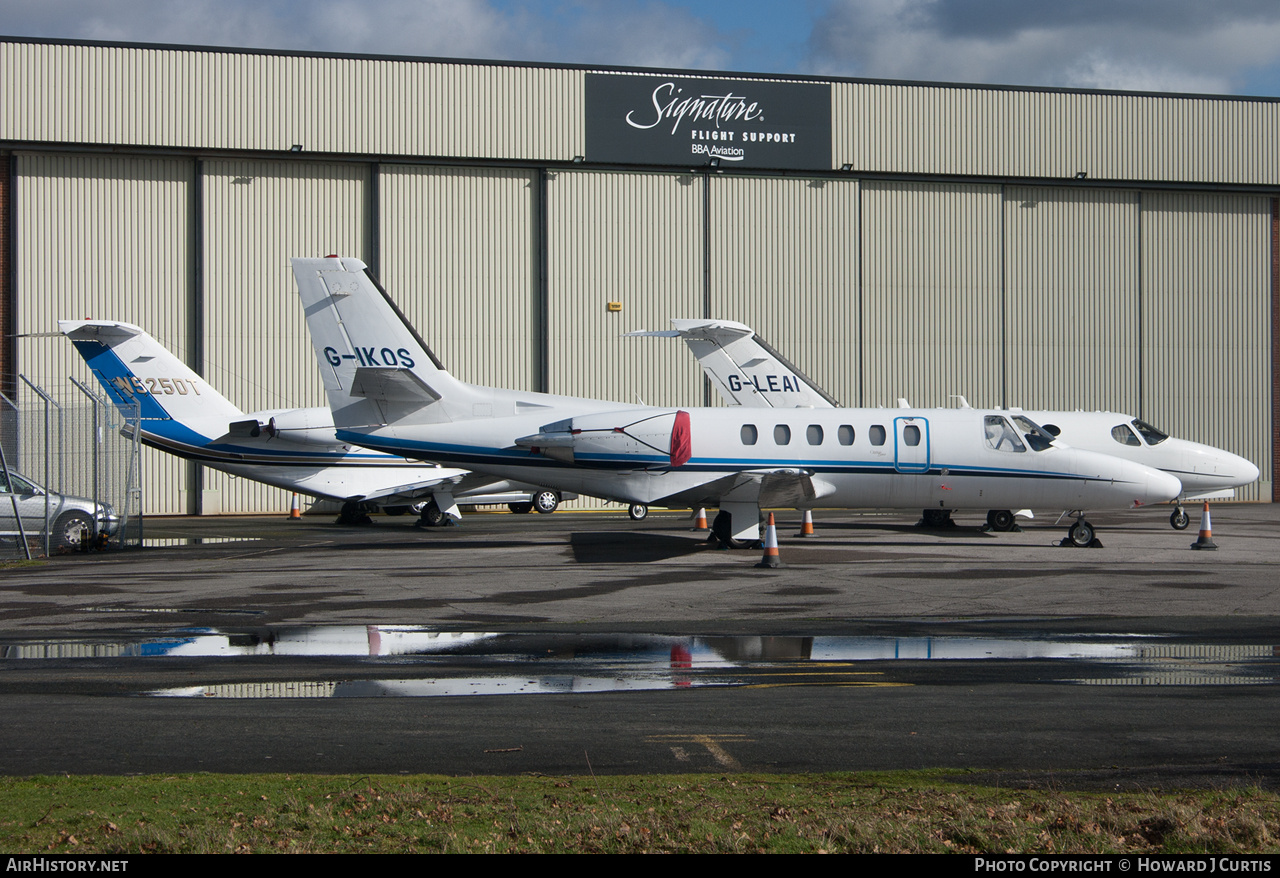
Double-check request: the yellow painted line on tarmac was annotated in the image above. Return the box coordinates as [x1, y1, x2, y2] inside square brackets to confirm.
[645, 734, 748, 770]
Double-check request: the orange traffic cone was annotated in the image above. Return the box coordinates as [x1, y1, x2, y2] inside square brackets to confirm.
[797, 509, 815, 537]
[1190, 501, 1217, 550]
[289, 493, 301, 520]
[692, 507, 708, 531]
[755, 512, 782, 568]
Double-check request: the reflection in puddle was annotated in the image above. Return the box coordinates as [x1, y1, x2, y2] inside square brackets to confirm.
[142, 537, 264, 547]
[2, 628, 1275, 697]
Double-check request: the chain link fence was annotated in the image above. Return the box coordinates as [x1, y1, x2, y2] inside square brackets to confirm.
[0, 377, 143, 559]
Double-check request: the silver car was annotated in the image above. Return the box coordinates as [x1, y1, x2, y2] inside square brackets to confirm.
[0, 471, 120, 551]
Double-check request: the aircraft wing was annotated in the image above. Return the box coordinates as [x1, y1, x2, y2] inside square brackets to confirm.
[655, 468, 831, 509]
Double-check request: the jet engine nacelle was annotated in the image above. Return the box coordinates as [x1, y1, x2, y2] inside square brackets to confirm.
[517, 409, 692, 468]
[233, 408, 342, 447]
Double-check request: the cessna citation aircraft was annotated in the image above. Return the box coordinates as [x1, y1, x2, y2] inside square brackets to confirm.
[60, 320, 566, 524]
[632, 318, 1259, 532]
[290, 256, 1182, 548]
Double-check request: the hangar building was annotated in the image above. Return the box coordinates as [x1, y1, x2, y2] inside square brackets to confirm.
[1, 37, 1275, 513]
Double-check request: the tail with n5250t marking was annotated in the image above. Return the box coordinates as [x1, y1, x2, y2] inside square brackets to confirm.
[59, 320, 244, 438]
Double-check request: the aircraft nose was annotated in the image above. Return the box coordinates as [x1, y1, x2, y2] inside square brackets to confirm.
[1235, 456, 1261, 487]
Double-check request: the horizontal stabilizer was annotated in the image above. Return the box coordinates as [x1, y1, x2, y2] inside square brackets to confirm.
[58, 320, 145, 343]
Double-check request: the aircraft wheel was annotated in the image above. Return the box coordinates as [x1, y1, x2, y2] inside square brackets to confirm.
[507, 502, 534, 514]
[337, 501, 373, 526]
[990, 509, 1015, 532]
[53, 511, 93, 552]
[710, 510, 751, 549]
[627, 503, 649, 521]
[1067, 519, 1095, 547]
[532, 491, 560, 514]
[922, 508, 953, 528]
[418, 500, 447, 528]
[1170, 508, 1190, 530]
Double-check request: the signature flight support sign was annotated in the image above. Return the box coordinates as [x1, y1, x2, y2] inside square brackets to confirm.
[585, 73, 832, 171]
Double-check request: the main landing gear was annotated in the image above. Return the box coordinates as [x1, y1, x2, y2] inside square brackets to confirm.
[336, 501, 373, 526]
[710, 510, 756, 550]
[415, 499, 452, 528]
[919, 509, 956, 528]
[985, 509, 1018, 532]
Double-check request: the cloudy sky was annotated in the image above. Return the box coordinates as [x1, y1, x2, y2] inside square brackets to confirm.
[5, 0, 1280, 96]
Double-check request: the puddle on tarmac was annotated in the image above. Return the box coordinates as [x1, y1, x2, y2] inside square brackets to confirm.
[2, 628, 1275, 697]
[142, 537, 264, 547]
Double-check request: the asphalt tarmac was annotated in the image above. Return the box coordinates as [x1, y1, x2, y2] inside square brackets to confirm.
[1, 504, 1277, 786]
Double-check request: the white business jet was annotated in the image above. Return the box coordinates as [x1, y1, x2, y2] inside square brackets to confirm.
[629, 318, 1258, 532]
[60, 320, 567, 524]
[290, 257, 1182, 548]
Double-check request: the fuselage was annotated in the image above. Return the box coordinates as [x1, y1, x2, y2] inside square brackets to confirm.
[1020, 411, 1259, 499]
[339, 401, 1183, 512]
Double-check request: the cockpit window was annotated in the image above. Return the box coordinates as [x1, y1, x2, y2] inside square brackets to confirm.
[984, 416, 1025, 453]
[1111, 424, 1141, 447]
[1011, 416, 1054, 452]
[1131, 419, 1168, 446]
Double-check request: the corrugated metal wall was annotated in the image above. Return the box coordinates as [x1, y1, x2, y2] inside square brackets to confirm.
[200, 158, 369, 513]
[1, 41, 582, 162]
[1141, 192, 1271, 501]
[834, 82, 1280, 185]
[378, 165, 539, 390]
[1003, 186, 1141, 412]
[545, 170, 703, 407]
[709, 176, 860, 408]
[860, 181, 1004, 409]
[6, 40, 1280, 185]
[14, 153, 192, 514]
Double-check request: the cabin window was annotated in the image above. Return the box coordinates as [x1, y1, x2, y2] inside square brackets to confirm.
[1132, 419, 1168, 446]
[902, 424, 921, 446]
[869, 424, 886, 446]
[1111, 424, 1141, 447]
[837, 425, 855, 445]
[740, 424, 758, 445]
[774, 424, 792, 445]
[984, 415, 1025, 452]
[806, 425, 824, 445]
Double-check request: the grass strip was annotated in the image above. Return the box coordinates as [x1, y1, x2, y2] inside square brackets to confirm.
[1, 771, 1276, 854]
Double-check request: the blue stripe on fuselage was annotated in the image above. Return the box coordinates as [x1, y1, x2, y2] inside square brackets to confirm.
[335, 430, 1111, 483]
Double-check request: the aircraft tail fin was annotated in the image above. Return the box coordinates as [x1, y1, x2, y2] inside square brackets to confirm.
[59, 320, 244, 432]
[291, 257, 477, 428]
[627, 319, 838, 409]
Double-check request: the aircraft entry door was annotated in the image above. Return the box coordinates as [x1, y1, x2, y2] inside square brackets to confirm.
[893, 416, 930, 473]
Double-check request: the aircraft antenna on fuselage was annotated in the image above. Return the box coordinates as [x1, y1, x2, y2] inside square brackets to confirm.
[751, 331, 842, 408]
[360, 267, 448, 373]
